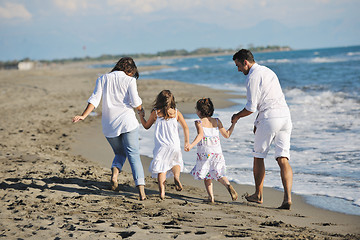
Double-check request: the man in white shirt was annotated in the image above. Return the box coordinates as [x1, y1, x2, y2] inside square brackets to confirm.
[231, 49, 293, 209]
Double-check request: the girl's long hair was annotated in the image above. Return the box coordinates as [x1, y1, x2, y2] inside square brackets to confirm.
[153, 90, 176, 119]
[110, 57, 139, 79]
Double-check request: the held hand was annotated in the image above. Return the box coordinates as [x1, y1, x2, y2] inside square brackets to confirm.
[184, 144, 191, 152]
[137, 108, 145, 118]
[72, 115, 85, 123]
[231, 113, 239, 124]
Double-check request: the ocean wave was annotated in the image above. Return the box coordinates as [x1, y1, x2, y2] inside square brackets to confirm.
[259, 58, 291, 64]
[347, 51, 360, 56]
[285, 88, 357, 105]
[258, 54, 359, 65]
[310, 57, 348, 63]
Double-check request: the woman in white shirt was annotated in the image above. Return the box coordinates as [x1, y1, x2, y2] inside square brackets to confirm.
[72, 57, 146, 200]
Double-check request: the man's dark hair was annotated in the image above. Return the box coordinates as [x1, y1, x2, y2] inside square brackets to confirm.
[232, 49, 255, 64]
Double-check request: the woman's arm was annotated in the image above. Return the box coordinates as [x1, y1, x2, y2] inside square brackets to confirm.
[218, 119, 235, 138]
[177, 111, 190, 150]
[72, 103, 95, 123]
[128, 78, 142, 108]
[185, 121, 203, 151]
[139, 109, 156, 129]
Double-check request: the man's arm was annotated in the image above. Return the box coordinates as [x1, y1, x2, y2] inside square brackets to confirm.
[231, 108, 253, 123]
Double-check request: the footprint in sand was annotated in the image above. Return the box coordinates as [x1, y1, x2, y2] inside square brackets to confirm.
[225, 230, 251, 238]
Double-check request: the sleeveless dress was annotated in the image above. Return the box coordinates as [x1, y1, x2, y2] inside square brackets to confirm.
[190, 119, 227, 180]
[149, 109, 184, 178]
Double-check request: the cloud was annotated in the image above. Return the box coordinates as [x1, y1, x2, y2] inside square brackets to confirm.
[107, 0, 168, 14]
[0, 2, 32, 20]
[53, 0, 93, 14]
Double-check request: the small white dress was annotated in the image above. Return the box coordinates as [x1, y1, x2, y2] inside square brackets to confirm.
[190, 119, 227, 180]
[149, 109, 184, 178]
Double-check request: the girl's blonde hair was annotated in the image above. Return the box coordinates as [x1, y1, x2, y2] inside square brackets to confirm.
[153, 90, 176, 119]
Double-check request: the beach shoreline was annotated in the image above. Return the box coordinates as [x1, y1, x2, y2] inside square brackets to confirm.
[0, 63, 359, 239]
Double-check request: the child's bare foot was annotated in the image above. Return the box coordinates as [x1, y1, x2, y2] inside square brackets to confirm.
[174, 178, 183, 191]
[159, 185, 165, 200]
[245, 193, 263, 204]
[204, 196, 215, 204]
[277, 201, 292, 210]
[110, 179, 118, 191]
[227, 184, 238, 201]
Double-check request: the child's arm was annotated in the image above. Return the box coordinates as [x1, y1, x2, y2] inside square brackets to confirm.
[185, 120, 203, 151]
[177, 111, 190, 150]
[138, 109, 156, 129]
[218, 118, 235, 138]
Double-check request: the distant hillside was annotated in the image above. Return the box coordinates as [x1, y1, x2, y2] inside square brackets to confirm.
[0, 45, 291, 69]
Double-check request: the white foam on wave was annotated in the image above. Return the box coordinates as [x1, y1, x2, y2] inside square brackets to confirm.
[310, 56, 348, 63]
[259, 58, 291, 64]
[347, 51, 360, 56]
[141, 64, 201, 76]
[285, 88, 360, 209]
[197, 82, 247, 94]
[256, 52, 360, 65]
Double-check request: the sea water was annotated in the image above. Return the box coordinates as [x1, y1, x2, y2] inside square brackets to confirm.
[93, 46, 360, 215]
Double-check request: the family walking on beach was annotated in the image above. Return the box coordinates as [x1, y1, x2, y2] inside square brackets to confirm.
[72, 49, 293, 209]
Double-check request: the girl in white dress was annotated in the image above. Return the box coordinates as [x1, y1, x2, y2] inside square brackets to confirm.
[185, 98, 238, 203]
[139, 90, 189, 200]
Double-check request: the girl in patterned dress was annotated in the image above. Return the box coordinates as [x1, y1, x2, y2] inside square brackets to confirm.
[185, 98, 238, 203]
[138, 90, 189, 200]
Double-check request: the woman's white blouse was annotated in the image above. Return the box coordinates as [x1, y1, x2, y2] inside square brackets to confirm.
[88, 71, 142, 137]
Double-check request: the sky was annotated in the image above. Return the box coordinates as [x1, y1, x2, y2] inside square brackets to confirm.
[0, 0, 359, 61]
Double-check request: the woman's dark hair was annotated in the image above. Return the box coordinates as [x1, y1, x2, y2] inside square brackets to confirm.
[153, 90, 176, 120]
[196, 98, 214, 117]
[110, 57, 139, 79]
[232, 49, 255, 64]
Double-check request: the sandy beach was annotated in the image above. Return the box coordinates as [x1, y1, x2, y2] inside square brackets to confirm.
[0, 61, 359, 239]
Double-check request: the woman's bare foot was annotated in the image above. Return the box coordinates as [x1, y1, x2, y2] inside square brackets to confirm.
[278, 201, 292, 210]
[245, 193, 263, 204]
[137, 185, 147, 201]
[227, 184, 238, 201]
[174, 178, 183, 191]
[110, 179, 118, 191]
[110, 167, 119, 191]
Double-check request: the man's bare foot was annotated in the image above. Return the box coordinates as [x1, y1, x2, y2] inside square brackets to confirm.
[174, 178, 183, 191]
[110, 179, 118, 191]
[278, 202, 291, 210]
[227, 184, 238, 201]
[245, 193, 263, 204]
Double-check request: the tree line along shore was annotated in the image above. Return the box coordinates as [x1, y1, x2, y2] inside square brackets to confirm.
[0, 45, 291, 70]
